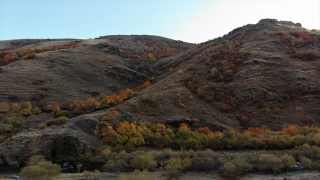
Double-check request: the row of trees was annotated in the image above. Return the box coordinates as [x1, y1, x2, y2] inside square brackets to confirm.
[0, 81, 152, 117]
[94, 121, 320, 151]
[97, 145, 317, 179]
[21, 143, 320, 179]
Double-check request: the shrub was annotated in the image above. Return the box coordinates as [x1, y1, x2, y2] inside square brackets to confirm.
[21, 155, 60, 180]
[27, 155, 46, 166]
[300, 156, 312, 168]
[82, 170, 100, 180]
[219, 157, 251, 178]
[3, 116, 25, 132]
[0, 102, 10, 113]
[32, 106, 42, 115]
[130, 153, 157, 171]
[0, 135, 5, 142]
[280, 154, 296, 169]
[259, 154, 282, 172]
[0, 124, 14, 133]
[192, 156, 215, 172]
[46, 116, 68, 126]
[96, 145, 112, 160]
[21, 109, 32, 117]
[25, 51, 36, 59]
[165, 157, 191, 179]
[105, 159, 126, 172]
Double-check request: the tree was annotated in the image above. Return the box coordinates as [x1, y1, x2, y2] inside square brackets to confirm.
[280, 154, 296, 170]
[165, 157, 191, 180]
[300, 156, 312, 168]
[259, 154, 283, 172]
[130, 153, 157, 171]
[21, 155, 60, 180]
[219, 157, 251, 178]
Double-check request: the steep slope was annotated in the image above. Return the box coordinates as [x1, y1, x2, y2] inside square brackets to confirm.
[108, 19, 320, 131]
[0, 36, 195, 105]
[0, 19, 320, 165]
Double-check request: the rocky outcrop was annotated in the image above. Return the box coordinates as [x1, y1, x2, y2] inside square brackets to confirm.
[0, 117, 102, 165]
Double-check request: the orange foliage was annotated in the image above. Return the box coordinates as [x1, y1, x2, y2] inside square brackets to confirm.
[229, 129, 237, 135]
[0, 102, 10, 113]
[102, 109, 120, 120]
[213, 131, 223, 138]
[82, 98, 100, 109]
[156, 123, 167, 135]
[116, 121, 132, 134]
[101, 88, 133, 105]
[199, 126, 212, 135]
[244, 127, 264, 134]
[179, 123, 190, 131]
[133, 81, 152, 92]
[282, 125, 300, 135]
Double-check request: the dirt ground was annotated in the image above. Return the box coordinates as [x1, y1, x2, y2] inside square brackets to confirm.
[2, 171, 320, 180]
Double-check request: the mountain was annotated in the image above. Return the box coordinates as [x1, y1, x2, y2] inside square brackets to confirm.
[0, 19, 319, 165]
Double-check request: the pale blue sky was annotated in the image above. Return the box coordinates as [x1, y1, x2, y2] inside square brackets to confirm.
[0, 0, 319, 43]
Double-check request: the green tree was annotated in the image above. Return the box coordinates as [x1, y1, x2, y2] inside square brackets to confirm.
[220, 157, 251, 178]
[130, 153, 157, 171]
[21, 155, 60, 180]
[165, 157, 191, 180]
[280, 154, 295, 170]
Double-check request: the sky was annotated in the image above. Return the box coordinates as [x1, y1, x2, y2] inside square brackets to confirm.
[0, 0, 319, 43]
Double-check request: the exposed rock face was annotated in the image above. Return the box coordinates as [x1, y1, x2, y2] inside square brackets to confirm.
[0, 117, 102, 165]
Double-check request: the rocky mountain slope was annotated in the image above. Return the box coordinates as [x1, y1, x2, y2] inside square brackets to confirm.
[0, 19, 319, 165]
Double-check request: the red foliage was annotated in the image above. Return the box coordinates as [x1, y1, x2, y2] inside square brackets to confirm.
[242, 112, 253, 120]
[225, 98, 234, 106]
[199, 126, 212, 135]
[235, 35, 243, 42]
[292, 32, 320, 43]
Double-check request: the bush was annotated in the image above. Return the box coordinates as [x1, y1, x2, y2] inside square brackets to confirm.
[105, 159, 126, 172]
[21, 155, 60, 180]
[130, 153, 157, 171]
[192, 156, 215, 172]
[96, 145, 112, 161]
[165, 157, 191, 180]
[27, 155, 46, 166]
[259, 154, 282, 172]
[280, 154, 296, 169]
[300, 156, 312, 168]
[0, 116, 25, 133]
[219, 157, 251, 178]
[21, 108, 32, 117]
[0, 102, 10, 113]
[82, 170, 100, 180]
[0, 66, 4, 73]
[0, 135, 5, 142]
